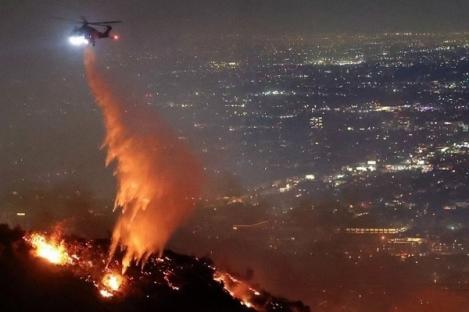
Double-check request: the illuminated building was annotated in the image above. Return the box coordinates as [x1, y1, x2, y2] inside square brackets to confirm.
[343, 227, 408, 235]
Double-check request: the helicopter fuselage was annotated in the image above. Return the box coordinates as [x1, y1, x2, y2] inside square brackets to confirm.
[64, 17, 121, 46]
[71, 24, 113, 46]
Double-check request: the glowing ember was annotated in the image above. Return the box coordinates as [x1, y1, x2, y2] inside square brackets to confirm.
[99, 289, 113, 298]
[102, 273, 123, 292]
[27, 233, 71, 265]
[99, 272, 125, 298]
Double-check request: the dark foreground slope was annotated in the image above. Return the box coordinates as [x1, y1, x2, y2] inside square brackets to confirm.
[0, 225, 309, 312]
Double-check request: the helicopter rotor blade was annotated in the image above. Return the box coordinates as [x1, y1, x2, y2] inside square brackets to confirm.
[87, 20, 123, 25]
[50, 16, 83, 24]
[50, 16, 122, 26]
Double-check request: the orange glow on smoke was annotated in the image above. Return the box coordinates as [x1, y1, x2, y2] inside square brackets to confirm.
[84, 49, 202, 272]
[27, 233, 71, 265]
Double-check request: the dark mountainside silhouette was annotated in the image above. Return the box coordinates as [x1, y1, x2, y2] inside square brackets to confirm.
[0, 224, 309, 312]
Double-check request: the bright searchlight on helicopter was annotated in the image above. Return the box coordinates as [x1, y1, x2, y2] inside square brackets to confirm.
[68, 35, 89, 46]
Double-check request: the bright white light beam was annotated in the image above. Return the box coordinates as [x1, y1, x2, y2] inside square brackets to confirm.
[68, 35, 89, 46]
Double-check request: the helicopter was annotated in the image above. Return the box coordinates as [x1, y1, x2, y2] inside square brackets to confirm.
[57, 16, 122, 46]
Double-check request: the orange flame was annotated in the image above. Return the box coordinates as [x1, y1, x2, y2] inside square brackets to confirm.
[27, 233, 71, 266]
[99, 272, 124, 297]
[99, 289, 114, 298]
[84, 49, 202, 272]
[102, 272, 123, 292]
[25, 232, 128, 299]
[214, 271, 260, 309]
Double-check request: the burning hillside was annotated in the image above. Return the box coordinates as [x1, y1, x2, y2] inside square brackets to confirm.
[0, 225, 309, 311]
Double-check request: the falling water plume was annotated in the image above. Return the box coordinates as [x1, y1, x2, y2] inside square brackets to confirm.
[84, 48, 201, 272]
